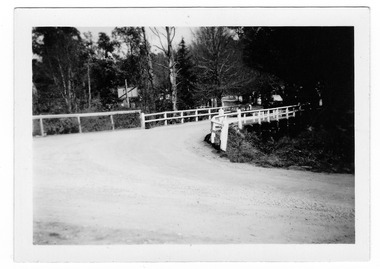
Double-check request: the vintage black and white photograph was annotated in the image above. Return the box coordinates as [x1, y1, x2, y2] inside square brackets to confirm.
[13, 7, 370, 262]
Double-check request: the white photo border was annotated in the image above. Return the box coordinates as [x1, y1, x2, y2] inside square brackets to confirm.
[14, 7, 370, 262]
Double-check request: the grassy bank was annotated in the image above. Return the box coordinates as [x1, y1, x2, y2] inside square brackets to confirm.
[221, 126, 354, 174]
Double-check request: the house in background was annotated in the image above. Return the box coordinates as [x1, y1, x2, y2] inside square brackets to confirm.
[117, 85, 139, 109]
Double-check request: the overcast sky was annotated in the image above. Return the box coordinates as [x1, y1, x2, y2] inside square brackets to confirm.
[76, 27, 197, 53]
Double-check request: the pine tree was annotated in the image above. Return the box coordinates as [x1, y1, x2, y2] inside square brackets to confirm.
[176, 38, 196, 109]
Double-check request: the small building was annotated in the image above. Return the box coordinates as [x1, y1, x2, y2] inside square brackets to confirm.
[117, 86, 139, 108]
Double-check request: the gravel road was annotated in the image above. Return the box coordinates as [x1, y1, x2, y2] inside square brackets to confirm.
[33, 121, 354, 244]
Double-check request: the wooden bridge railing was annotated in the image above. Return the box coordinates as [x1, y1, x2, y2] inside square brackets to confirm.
[33, 110, 141, 136]
[32, 106, 248, 136]
[210, 105, 301, 151]
[141, 105, 246, 129]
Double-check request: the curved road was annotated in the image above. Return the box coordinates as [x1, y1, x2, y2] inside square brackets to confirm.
[33, 121, 354, 244]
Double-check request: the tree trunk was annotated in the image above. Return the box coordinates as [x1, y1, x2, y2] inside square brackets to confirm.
[87, 62, 91, 108]
[166, 27, 178, 111]
[142, 27, 156, 112]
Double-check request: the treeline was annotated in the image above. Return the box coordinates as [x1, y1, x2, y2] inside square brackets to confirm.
[32, 27, 258, 115]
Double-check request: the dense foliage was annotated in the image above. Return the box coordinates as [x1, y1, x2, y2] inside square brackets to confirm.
[224, 123, 354, 174]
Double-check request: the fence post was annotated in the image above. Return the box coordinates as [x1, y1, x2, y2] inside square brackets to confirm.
[39, 118, 45, 136]
[243, 113, 246, 124]
[286, 107, 289, 119]
[258, 111, 261, 125]
[164, 112, 168, 125]
[77, 116, 82, 133]
[208, 109, 211, 120]
[195, 110, 198, 122]
[220, 122, 229, 151]
[140, 112, 145, 129]
[237, 109, 242, 130]
[181, 111, 184, 124]
[210, 122, 216, 143]
[110, 115, 115, 130]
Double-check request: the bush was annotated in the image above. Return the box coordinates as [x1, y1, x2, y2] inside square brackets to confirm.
[113, 113, 141, 129]
[81, 116, 112, 132]
[223, 126, 354, 173]
[43, 118, 79, 135]
[33, 119, 42, 136]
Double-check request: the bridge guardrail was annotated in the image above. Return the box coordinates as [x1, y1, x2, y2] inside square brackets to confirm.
[210, 105, 301, 151]
[141, 105, 247, 129]
[33, 110, 141, 136]
[32, 105, 247, 136]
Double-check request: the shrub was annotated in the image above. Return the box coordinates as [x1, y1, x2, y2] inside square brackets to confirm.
[33, 119, 42, 136]
[113, 113, 140, 129]
[223, 125, 354, 173]
[43, 118, 79, 135]
[81, 116, 112, 132]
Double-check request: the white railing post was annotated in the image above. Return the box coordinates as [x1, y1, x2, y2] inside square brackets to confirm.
[181, 111, 184, 124]
[39, 118, 45, 136]
[110, 115, 115, 130]
[258, 111, 261, 125]
[164, 112, 168, 125]
[243, 113, 246, 124]
[286, 107, 289, 119]
[220, 122, 229, 151]
[237, 109, 242, 130]
[210, 122, 216, 143]
[140, 113, 145, 129]
[195, 110, 198, 122]
[276, 108, 279, 121]
[77, 116, 82, 133]
[208, 109, 211, 120]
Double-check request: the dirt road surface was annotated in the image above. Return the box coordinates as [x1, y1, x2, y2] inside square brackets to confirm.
[33, 121, 354, 244]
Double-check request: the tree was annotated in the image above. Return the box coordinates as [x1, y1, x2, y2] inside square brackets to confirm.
[151, 27, 178, 111]
[192, 27, 254, 106]
[111, 27, 157, 112]
[83, 32, 96, 108]
[175, 38, 196, 109]
[97, 32, 117, 59]
[238, 27, 354, 116]
[33, 27, 88, 113]
[238, 27, 355, 164]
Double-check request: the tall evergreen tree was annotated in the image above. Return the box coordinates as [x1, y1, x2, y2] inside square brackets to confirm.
[176, 38, 196, 109]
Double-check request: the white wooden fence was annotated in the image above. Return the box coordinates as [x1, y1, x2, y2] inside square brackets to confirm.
[141, 105, 245, 129]
[33, 110, 141, 136]
[32, 106, 246, 136]
[210, 105, 301, 151]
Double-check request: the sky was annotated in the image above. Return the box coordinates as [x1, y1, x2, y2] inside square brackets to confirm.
[76, 27, 197, 53]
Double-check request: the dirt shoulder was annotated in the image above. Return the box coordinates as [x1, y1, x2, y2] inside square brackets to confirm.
[33, 121, 354, 244]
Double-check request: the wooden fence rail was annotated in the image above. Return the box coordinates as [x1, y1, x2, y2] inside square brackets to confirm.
[140, 105, 247, 129]
[210, 105, 301, 151]
[32, 106, 248, 136]
[33, 110, 141, 136]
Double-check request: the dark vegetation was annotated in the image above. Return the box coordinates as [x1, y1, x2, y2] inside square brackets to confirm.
[33, 113, 140, 136]
[219, 109, 354, 173]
